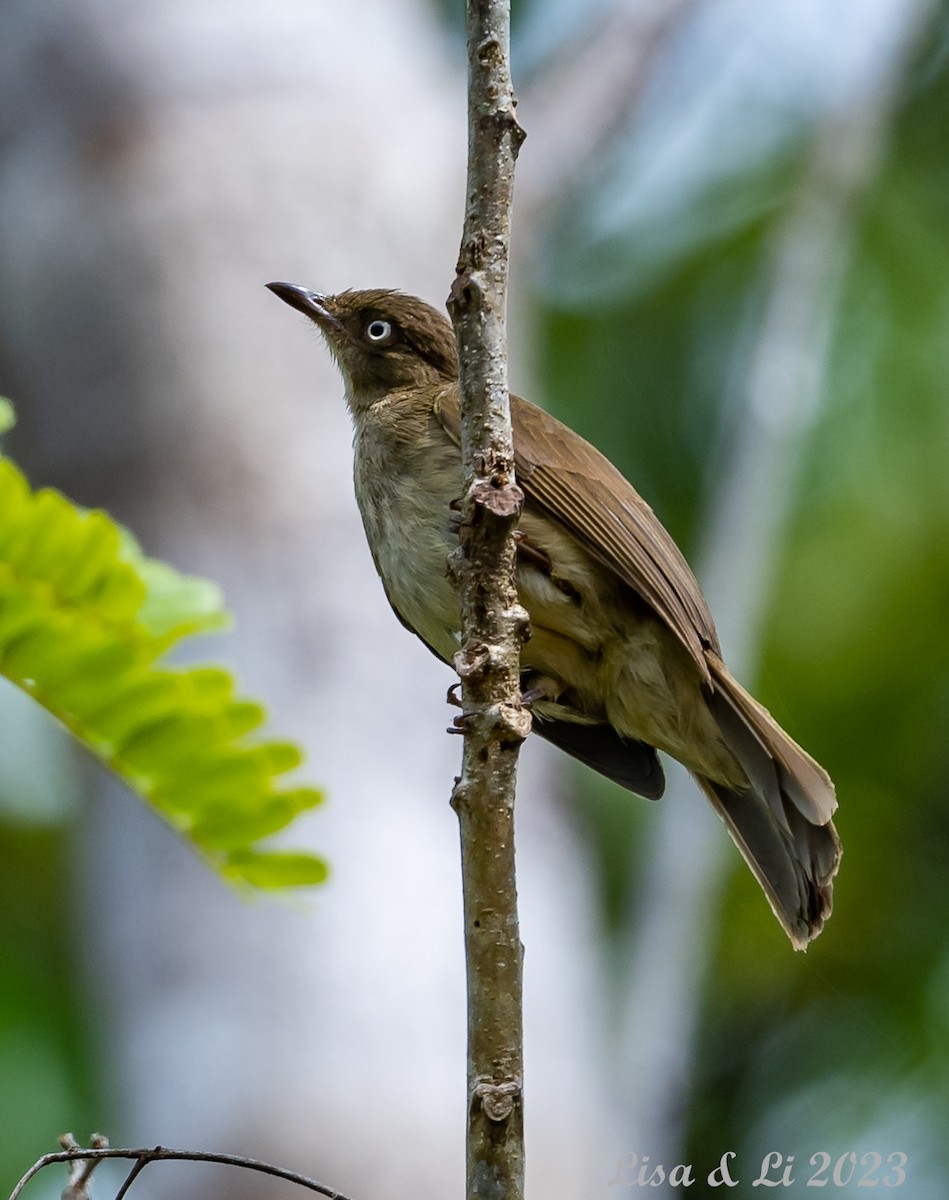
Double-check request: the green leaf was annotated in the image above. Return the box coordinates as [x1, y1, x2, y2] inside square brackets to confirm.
[154, 750, 267, 813]
[191, 787, 324, 850]
[0, 440, 327, 891]
[117, 711, 225, 776]
[254, 740, 304, 775]
[222, 700, 267, 737]
[223, 849, 330, 888]
[185, 666, 234, 699]
[130, 544, 231, 640]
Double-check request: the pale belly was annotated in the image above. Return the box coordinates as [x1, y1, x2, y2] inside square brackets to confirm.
[368, 494, 461, 664]
[354, 420, 462, 664]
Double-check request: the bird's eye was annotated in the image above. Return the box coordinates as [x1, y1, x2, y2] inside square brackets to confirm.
[366, 319, 392, 343]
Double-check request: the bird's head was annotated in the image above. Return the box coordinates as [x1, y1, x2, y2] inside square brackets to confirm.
[267, 283, 459, 410]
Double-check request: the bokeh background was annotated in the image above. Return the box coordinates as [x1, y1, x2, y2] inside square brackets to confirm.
[2, 0, 948, 1196]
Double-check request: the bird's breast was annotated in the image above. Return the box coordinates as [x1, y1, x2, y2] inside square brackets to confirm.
[353, 407, 461, 663]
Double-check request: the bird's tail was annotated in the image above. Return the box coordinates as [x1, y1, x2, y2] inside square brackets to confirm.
[697, 653, 841, 949]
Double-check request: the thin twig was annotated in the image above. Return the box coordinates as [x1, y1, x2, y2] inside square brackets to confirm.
[59, 1132, 110, 1200]
[112, 1156, 150, 1200]
[446, 2, 528, 1199]
[8, 1146, 355, 1200]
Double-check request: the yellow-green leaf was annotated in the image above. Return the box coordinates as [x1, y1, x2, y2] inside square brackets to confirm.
[223, 849, 330, 888]
[0, 401, 326, 891]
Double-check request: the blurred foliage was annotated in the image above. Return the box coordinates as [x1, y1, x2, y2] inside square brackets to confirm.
[0, 823, 96, 1169]
[0, 414, 328, 1186]
[0, 440, 327, 890]
[534, 3, 949, 1183]
[541, 234, 766, 554]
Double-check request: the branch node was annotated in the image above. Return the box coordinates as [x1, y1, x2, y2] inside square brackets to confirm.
[58, 1132, 112, 1199]
[494, 702, 531, 742]
[474, 1079, 521, 1122]
[448, 271, 481, 313]
[476, 36, 503, 66]
[454, 644, 491, 679]
[448, 699, 530, 744]
[509, 109, 527, 153]
[506, 603, 531, 638]
[451, 778, 472, 814]
[471, 478, 523, 519]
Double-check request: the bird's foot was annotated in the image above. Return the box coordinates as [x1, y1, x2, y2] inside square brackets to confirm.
[520, 672, 565, 707]
[513, 529, 551, 571]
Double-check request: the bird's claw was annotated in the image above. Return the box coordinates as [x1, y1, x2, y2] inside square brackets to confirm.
[520, 673, 564, 707]
[447, 711, 469, 735]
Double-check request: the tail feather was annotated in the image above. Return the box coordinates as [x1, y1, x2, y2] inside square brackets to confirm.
[708, 651, 837, 826]
[701, 654, 841, 949]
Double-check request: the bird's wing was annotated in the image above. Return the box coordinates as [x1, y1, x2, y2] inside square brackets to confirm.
[433, 388, 719, 678]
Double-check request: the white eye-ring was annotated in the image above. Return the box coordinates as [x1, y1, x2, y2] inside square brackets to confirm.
[366, 319, 392, 343]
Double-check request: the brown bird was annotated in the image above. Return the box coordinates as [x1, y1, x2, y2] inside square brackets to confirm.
[267, 282, 840, 949]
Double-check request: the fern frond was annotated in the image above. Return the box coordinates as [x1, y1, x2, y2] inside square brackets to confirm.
[0, 450, 327, 889]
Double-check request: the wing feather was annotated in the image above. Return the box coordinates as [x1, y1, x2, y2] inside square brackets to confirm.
[434, 387, 718, 676]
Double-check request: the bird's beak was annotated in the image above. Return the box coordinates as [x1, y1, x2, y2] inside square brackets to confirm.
[266, 282, 342, 332]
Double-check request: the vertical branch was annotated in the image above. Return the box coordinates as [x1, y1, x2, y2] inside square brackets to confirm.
[446, 3, 527, 1199]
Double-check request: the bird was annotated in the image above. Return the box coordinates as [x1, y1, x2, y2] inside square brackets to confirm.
[267, 282, 841, 949]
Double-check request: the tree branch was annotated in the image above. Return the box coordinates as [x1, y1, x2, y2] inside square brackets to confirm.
[446, 3, 528, 1199]
[7, 1142, 356, 1200]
